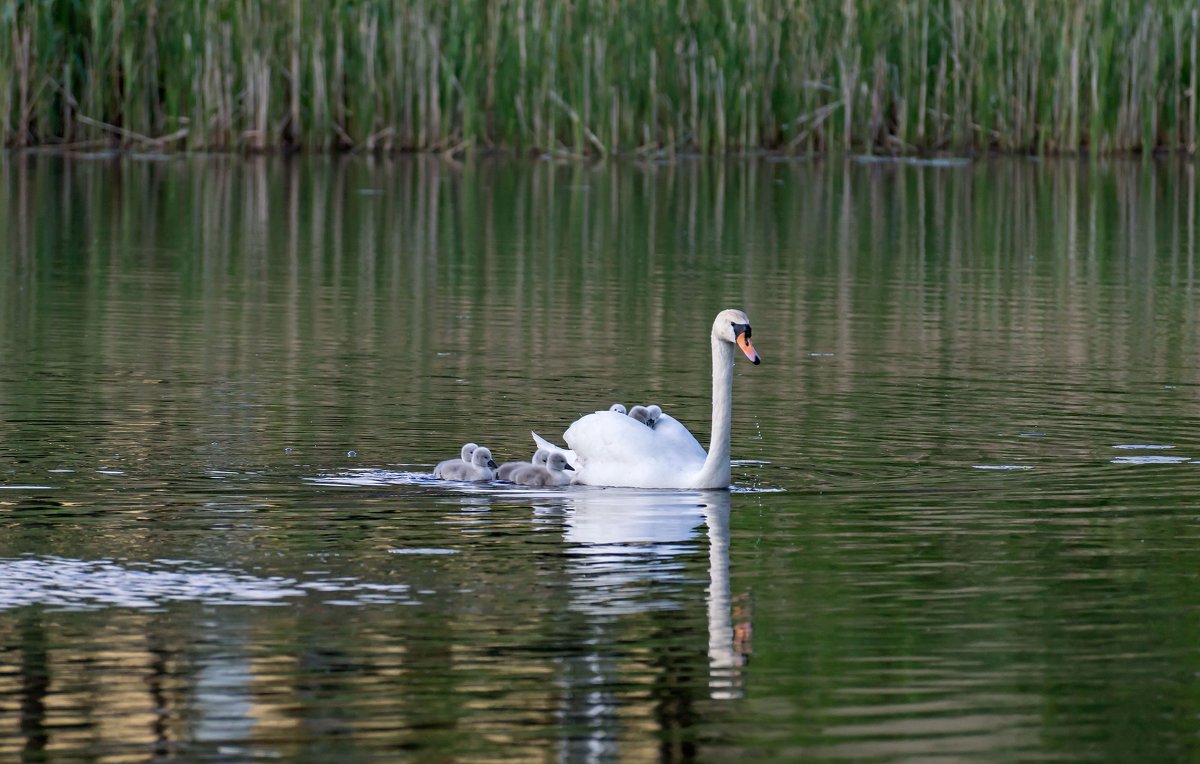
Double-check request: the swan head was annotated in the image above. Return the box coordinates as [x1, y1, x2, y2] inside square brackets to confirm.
[460, 442, 480, 461]
[547, 452, 575, 472]
[628, 405, 651, 424]
[472, 447, 498, 469]
[712, 308, 761, 365]
[609, 403, 627, 415]
[533, 448, 549, 466]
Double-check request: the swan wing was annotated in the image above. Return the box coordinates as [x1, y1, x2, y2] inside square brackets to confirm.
[563, 410, 708, 488]
[650, 413, 707, 461]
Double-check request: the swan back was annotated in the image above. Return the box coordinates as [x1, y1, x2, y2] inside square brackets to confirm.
[647, 411, 705, 456]
[563, 410, 708, 488]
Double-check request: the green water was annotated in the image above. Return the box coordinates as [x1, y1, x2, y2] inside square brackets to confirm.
[1, 155, 1198, 761]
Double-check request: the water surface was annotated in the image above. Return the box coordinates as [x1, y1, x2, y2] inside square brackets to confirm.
[1, 155, 1198, 761]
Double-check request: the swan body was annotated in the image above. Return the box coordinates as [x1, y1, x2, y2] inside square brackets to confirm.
[432, 442, 479, 478]
[434, 446, 497, 482]
[496, 449, 548, 481]
[643, 411, 705, 455]
[512, 452, 575, 486]
[533, 309, 760, 489]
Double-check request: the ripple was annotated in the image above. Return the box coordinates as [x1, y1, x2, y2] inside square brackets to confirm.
[309, 469, 783, 495]
[1112, 444, 1175, 450]
[1111, 455, 1191, 465]
[306, 469, 436, 487]
[0, 556, 416, 611]
[972, 465, 1034, 471]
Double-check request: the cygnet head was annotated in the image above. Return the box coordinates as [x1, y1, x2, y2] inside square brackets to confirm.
[628, 405, 651, 424]
[712, 308, 761, 364]
[645, 405, 662, 427]
[472, 447, 497, 469]
[609, 403, 627, 415]
[547, 452, 574, 473]
[532, 448, 549, 466]
[460, 442, 479, 461]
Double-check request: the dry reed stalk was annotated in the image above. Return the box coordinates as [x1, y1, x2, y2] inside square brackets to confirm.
[5, 0, 1200, 156]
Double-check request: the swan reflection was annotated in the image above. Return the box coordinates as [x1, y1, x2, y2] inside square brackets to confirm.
[551, 487, 748, 760]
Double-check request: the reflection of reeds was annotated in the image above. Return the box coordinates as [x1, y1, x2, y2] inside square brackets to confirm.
[3, 1, 1200, 155]
[2, 153, 1199, 466]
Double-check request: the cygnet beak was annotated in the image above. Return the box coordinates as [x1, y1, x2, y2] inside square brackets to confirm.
[564, 462, 575, 471]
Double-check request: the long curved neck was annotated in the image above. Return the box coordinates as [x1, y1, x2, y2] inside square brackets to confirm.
[696, 334, 735, 488]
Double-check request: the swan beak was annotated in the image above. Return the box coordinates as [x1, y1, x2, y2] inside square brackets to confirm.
[564, 462, 575, 471]
[487, 459, 498, 468]
[737, 331, 761, 365]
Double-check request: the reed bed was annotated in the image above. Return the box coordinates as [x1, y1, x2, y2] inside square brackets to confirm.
[3, 0, 1199, 156]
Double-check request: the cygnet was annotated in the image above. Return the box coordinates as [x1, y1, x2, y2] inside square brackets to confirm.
[644, 404, 662, 428]
[434, 446, 497, 482]
[496, 448, 548, 481]
[432, 442, 479, 478]
[511, 451, 574, 486]
[628, 405, 651, 425]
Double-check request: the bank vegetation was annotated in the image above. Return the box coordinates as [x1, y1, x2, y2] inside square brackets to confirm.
[2, 0, 1197, 156]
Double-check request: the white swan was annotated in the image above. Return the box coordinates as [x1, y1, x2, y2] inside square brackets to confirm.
[496, 449, 548, 481]
[432, 442, 479, 478]
[533, 308, 760, 489]
[434, 446, 497, 482]
[511, 452, 575, 486]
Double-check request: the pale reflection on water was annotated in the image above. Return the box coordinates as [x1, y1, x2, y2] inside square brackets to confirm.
[1, 154, 1199, 760]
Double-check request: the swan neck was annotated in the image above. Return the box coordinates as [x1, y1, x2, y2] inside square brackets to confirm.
[698, 334, 735, 487]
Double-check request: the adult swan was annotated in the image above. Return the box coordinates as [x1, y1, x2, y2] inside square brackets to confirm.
[533, 308, 761, 489]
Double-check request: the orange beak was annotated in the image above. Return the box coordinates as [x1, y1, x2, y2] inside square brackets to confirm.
[737, 332, 761, 364]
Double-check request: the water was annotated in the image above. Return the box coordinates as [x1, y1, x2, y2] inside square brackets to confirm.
[1, 154, 1198, 761]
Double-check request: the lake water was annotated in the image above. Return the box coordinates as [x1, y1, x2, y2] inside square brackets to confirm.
[1, 154, 1198, 761]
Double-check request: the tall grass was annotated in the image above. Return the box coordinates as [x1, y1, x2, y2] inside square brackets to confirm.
[3, 0, 1200, 155]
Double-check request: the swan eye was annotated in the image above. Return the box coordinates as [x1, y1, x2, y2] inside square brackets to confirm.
[731, 322, 751, 339]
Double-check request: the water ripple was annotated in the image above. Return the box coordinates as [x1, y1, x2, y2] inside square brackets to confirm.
[308, 468, 785, 494]
[0, 556, 415, 611]
[1111, 455, 1192, 465]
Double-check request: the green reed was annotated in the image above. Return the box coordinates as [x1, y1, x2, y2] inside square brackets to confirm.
[3, 0, 1200, 155]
